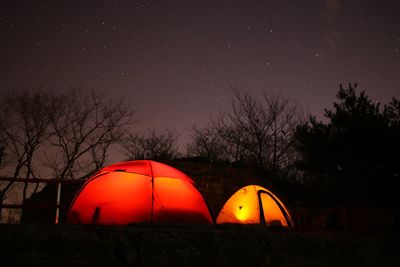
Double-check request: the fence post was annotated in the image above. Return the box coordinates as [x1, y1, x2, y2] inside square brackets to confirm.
[55, 182, 62, 224]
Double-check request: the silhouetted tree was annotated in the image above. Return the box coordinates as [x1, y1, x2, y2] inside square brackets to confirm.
[187, 87, 303, 177]
[186, 124, 228, 162]
[294, 83, 400, 206]
[122, 129, 179, 160]
[214, 115, 251, 163]
[222, 88, 302, 172]
[0, 88, 136, 221]
[0, 120, 5, 168]
[0, 146, 4, 168]
[0, 90, 53, 219]
[384, 97, 400, 127]
[44, 88, 135, 180]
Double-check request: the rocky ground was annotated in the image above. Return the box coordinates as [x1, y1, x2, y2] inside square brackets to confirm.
[0, 223, 398, 266]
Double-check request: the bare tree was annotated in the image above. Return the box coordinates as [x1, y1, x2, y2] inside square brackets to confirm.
[0, 90, 52, 219]
[122, 129, 179, 160]
[218, 88, 274, 169]
[0, 88, 136, 221]
[188, 87, 303, 174]
[45, 88, 135, 180]
[186, 124, 227, 162]
[264, 94, 304, 174]
[0, 117, 5, 168]
[0, 146, 4, 168]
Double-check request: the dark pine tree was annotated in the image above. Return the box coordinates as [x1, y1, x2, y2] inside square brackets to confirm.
[294, 83, 400, 207]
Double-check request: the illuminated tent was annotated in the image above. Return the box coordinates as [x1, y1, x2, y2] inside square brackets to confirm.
[67, 160, 213, 225]
[216, 185, 294, 227]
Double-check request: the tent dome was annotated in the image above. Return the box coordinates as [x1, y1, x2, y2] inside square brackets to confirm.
[67, 160, 213, 225]
[216, 185, 293, 227]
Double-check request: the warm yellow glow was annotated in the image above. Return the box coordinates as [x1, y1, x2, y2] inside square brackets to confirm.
[235, 205, 249, 221]
[260, 193, 288, 227]
[216, 185, 293, 227]
[216, 185, 260, 224]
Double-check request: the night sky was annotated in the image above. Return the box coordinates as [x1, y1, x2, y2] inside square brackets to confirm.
[1, 0, 399, 147]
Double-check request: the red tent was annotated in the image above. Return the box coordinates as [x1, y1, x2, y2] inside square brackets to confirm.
[67, 160, 213, 225]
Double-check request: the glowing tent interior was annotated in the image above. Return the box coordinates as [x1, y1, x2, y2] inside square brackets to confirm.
[67, 160, 213, 225]
[216, 185, 294, 227]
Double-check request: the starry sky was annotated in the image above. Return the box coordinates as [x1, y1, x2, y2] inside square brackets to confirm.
[1, 0, 399, 147]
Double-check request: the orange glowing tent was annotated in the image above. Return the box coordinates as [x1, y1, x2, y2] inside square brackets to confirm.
[216, 185, 294, 227]
[67, 160, 213, 225]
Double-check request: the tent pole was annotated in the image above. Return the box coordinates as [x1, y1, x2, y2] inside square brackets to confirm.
[149, 160, 154, 222]
[55, 182, 62, 224]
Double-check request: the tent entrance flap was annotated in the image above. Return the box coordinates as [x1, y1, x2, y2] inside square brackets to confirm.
[258, 190, 291, 227]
